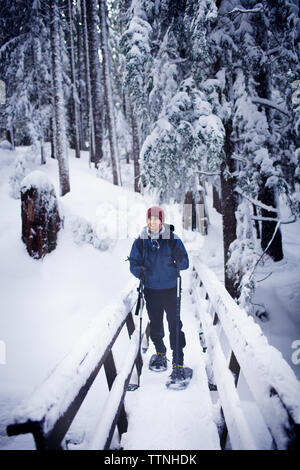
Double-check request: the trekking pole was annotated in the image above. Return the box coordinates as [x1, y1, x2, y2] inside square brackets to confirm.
[128, 279, 144, 391]
[175, 264, 182, 370]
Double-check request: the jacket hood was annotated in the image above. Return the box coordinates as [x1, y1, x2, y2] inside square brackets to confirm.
[139, 223, 175, 240]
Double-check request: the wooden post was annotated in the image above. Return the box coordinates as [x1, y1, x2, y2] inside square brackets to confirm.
[104, 350, 128, 438]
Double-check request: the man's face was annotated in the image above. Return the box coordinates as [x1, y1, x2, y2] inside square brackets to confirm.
[147, 216, 162, 233]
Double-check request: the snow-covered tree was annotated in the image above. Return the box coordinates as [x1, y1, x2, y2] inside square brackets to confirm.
[100, 0, 121, 185]
[207, 0, 299, 306]
[66, 0, 81, 159]
[0, 0, 52, 156]
[50, 0, 70, 196]
[86, 0, 104, 168]
[120, 0, 153, 142]
[141, 77, 224, 202]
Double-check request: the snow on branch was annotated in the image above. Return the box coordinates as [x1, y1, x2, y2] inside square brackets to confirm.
[235, 187, 278, 213]
[252, 98, 290, 117]
[196, 170, 220, 176]
[251, 215, 296, 224]
[227, 4, 264, 15]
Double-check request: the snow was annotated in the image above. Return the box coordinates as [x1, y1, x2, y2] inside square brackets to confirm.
[120, 273, 221, 451]
[10, 279, 137, 436]
[193, 258, 300, 449]
[20, 169, 54, 192]
[0, 145, 148, 449]
[0, 144, 300, 450]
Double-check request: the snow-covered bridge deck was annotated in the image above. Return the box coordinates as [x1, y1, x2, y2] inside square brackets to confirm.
[121, 280, 220, 450]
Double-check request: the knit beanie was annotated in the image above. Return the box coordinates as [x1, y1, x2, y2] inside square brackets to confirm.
[147, 206, 165, 223]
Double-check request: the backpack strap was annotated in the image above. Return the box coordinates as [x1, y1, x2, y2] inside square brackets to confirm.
[137, 236, 145, 264]
[168, 229, 176, 257]
[137, 224, 176, 260]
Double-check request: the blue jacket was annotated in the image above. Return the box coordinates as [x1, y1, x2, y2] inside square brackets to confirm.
[129, 225, 189, 290]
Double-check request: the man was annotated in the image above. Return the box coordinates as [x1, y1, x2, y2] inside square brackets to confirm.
[129, 206, 189, 382]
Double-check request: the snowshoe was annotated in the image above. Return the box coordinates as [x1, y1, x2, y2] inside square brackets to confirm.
[149, 353, 168, 372]
[166, 365, 193, 390]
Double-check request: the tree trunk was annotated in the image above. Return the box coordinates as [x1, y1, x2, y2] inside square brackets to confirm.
[40, 138, 46, 165]
[50, 0, 70, 196]
[99, 0, 121, 185]
[183, 189, 208, 234]
[81, 0, 95, 163]
[130, 103, 141, 193]
[86, 0, 103, 168]
[20, 172, 61, 259]
[183, 191, 194, 230]
[197, 185, 209, 235]
[220, 119, 239, 299]
[50, 116, 56, 159]
[255, 9, 283, 261]
[252, 204, 260, 239]
[6, 127, 15, 149]
[76, 4, 85, 151]
[67, 0, 81, 159]
[259, 182, 283, 261]
[212, 181, 222, 214]
[32, 37, 46, 165]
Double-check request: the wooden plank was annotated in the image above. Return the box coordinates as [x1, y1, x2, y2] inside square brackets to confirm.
[104, 350, 128, 438]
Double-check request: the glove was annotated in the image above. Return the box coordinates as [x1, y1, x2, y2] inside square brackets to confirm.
[138, 266, 148, 280]
[173, 247, 183, 263]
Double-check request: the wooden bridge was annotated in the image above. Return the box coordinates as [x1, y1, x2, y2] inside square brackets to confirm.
[6, 257, 300, 450]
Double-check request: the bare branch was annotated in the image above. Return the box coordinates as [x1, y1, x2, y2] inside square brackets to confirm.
[235, 187, 278, 213]
[256, 272, 273, 283]
[196, 171, 220, 176]
[252, 97, 290, 117]
[249, 221, 281, 281]
[251, 215, 296, 224]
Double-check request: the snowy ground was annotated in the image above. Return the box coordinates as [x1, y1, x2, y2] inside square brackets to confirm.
[0, 143, 299, 450]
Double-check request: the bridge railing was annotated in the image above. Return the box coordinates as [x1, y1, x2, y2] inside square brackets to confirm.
[192, 258, 300, 450]
[6, 279, 147, 450]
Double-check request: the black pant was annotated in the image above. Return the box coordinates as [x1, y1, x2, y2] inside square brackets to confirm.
[144, 287, 186, 365]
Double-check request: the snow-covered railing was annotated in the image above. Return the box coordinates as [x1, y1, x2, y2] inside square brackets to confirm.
[6, 279, 146, 450]
[192, 258, 300, 450]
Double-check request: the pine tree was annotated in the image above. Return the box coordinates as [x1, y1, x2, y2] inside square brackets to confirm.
[0, 0, 52, 155]
[120, 0, 153, 142]
[208, 0, 299, 305]
[141, 77, 224, 203]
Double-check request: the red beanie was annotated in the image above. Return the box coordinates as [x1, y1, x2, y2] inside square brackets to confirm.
[147, 206, 165, 223]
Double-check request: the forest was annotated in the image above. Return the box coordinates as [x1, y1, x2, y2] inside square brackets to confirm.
[0, 0, 299, 309]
